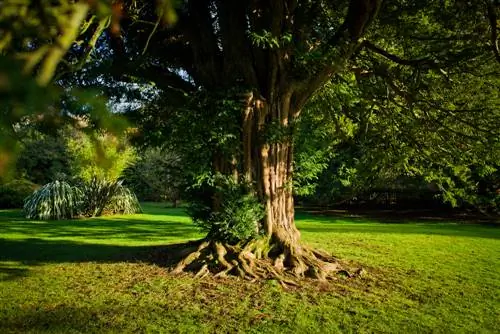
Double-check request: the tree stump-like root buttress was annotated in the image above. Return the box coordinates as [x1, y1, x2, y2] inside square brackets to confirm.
[171, 237, 351, 283]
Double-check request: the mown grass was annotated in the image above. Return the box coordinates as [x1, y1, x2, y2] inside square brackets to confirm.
[0, 203, 499, 333]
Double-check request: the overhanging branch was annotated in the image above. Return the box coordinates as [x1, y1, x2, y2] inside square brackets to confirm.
[115, 64, 195, 93]
[294, 0, 383, 111]
[487, 1, 500, 63]
[361, 40, 438, 68]
[108, 25, 195, 93]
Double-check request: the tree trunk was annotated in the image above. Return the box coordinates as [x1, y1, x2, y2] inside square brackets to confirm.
[251, 95, 339, 278]
[254, 97, 298, 245]
[173, 92, 348, 282]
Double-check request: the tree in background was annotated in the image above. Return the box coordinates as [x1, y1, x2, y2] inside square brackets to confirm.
[294, 70, 499, 211]
[67, 129, 136, 183]
[16, 134, 73, 185]
[122, 147, 183, 206]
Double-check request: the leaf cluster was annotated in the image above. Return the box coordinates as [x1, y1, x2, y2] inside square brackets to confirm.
[187, 173, 264, 244]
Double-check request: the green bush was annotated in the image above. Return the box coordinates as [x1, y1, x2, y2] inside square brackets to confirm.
[16, 135, 73, 185]
[67, 131, 136, 183]
[24, 181, 83, 220]
[104, 184, 142, 215]
[80, 177, 142, 217]
[0, 179, 39, 208]
[79, 177, 121, 217]
[189, 176, 264, 244]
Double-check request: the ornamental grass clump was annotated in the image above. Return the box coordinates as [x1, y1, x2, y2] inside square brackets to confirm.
[24, 181, 83, 220]
[104, 184, 142, 215]
[80, 177, 142, 217]
[23, 177, 141, 220]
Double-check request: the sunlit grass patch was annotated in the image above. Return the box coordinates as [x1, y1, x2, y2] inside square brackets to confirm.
[0, 204, 499, 333]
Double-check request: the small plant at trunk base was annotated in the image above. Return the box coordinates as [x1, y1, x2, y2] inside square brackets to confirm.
[104, 184, 142, 215]
[24, 181, 83, 220]
[189, 177, 264, 244]
[175, 175, 352, 282]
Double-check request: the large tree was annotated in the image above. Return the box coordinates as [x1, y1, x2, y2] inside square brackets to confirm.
[1, 0, 499, 281]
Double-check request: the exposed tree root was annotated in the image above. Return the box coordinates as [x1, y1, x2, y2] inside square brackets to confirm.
[171, 238, 361, 284]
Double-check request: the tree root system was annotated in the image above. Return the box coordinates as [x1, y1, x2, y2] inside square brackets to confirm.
[171, 238, 362, 284]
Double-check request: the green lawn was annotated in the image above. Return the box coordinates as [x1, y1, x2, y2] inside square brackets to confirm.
[0, 203, 499, 333]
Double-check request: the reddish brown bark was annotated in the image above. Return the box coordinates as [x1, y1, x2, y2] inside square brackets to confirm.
[170, 0, 382, 281]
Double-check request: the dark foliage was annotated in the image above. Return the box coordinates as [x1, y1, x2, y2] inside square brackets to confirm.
[187, 175, 264, 244]
[0, 179, 39, 209]
[16, 136, 73, 185]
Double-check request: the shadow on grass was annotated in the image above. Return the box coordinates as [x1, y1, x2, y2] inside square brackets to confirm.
[297, 223, 500, 240]
[297, 209, 500, 225]
[0, 217, 199, 242]
[0, 237, 195, 279]
[1, 220, 498, 276]
[1, 306, 106, 333]
[1, 206, 499, 282]
[0, 265, 30, 281]
[0, 208, 201, 281]
[296, 211, 500, 240]
[0, 305, 181, 333]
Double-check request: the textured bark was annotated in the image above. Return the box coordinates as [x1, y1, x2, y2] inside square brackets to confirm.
[173, 95, 357, 282]
[168, 0, 382, 282]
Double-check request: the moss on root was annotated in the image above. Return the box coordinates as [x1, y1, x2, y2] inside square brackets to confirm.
[171, 238, 361, 285]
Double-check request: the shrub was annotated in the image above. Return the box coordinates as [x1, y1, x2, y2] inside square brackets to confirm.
[104, 184, 142, 215]
[188, 176, 264, 244]
[22, 177, 142, 220]
[24, 181, 83, 220]
[67, 131, 136, 183]
[80, 177, 121, 217]
[121, 147, 183, 204]
[80, 177, 142, 217]
[0, 179, 39, 209]
[16, 135, 72, 185]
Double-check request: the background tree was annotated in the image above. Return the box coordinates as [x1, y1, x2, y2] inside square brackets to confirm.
[67, 129, 136, 183]
[122, 147, 183, 206]
[16, 134, 73, 185]
[294, 71, 500, 211]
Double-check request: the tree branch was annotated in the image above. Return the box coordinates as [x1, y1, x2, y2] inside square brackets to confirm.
[361, 40, 438, 68]
[116, 64, 195, 93]
[487, 1, 500, 63]
[37, 3, 90, 85]
[295, 0, 382, 112]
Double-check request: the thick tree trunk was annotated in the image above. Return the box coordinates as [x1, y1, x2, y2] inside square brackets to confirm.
[173, 93, 350, 282]
[252, 96, 340, 278]
[242, 92, 298, 239]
